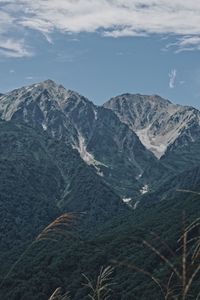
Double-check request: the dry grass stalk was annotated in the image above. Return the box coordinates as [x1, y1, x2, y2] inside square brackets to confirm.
[142, 239, 181, 280]
[150, 231, 176, 258]
[111, 259, 166, 297]
[184, 219, 200, 263]
[145, 216, 200, 300]
[0, 213, 79, 289]
[36, 213, 79, 242]
[176, 190, 200, 196]
[82, 266, 114, 300]
[113, 214, 200, 299]
[48, 287, 71, 300]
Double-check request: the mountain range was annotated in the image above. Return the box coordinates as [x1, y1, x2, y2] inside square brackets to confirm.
[0, 80, 200, 299]
[1, 80, 200, 198]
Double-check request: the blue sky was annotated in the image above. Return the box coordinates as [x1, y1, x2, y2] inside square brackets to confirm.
[1, 1, 200, 108]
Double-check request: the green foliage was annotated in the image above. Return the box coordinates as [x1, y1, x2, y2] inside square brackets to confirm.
[0, 120, 199, 300]
[0, 120, 126, 279]
[0, 188, 200, 299]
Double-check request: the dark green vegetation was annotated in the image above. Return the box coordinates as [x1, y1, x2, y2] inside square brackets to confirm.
[0, 120, 126, 283]
[0, 83, 200, 299]
[61, 94, 157, 198]
[0, 118, 199, 299]
[0, 184, 199, 299]
[142, 139, 200, 201]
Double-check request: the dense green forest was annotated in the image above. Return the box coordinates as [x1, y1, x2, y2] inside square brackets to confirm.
[0, 120, 199, 300]
[0, 187, 200, 299]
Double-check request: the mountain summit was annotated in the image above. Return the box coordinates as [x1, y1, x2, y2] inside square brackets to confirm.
[0, 81, 156, 198]
[1, 80, 200, 196]
[104, 93, 200, 158]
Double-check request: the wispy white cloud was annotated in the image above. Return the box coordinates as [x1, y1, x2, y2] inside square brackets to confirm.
[0, 9, 32, 57]
[175, 36, 200, 53]
[169, 69, 177, 89]
[42, 32, 54, 44]
[0, 38, 33, 58]
[1, 1, 200, 55]
[165, 36, 200, 53]
[103, 28, 147, 38]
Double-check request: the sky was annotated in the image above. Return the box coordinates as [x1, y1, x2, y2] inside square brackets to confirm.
[0, 1, 200, 108]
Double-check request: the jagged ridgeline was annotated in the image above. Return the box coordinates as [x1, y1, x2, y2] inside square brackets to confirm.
[0, 81, 158, 198]
[0, 81, 199, 299]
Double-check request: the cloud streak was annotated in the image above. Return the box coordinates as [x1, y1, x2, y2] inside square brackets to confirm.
[1, 1, 200, 56]
[169, 69, 177, 89]
[0, 38, 33, 58]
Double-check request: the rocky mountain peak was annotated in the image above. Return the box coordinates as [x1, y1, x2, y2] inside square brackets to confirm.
[104, 94, 200, 158]
[0, 80, 83, 121]
[0, 81, 158, 198]
[105, 93, 173, 111]
[0, 80, 81, 146]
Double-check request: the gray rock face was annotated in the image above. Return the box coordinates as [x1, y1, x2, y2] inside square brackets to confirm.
[104, 94, 200, 158]
[0, 80, 78, 145]
[1, 80, 200, 200]
[0, 81, 157, 197]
